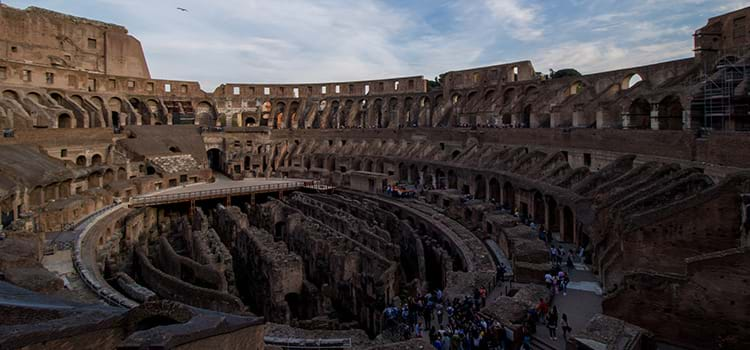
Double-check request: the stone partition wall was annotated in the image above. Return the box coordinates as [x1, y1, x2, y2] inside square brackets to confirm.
[153, 236, 229, 293]
[258, 199, 398, 336]
[212, 204, 304, 324]
[134, 247, 245, 314]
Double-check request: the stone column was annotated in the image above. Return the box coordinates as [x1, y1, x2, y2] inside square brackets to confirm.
[621, 113, 631, 129]
[529, 112, 541, 128]
[650, 103, 660, 130]
[682, 110, 692, 130]
[550, 111, 562, 128]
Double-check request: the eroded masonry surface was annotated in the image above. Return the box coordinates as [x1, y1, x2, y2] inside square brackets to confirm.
[0, 4, 749, 350]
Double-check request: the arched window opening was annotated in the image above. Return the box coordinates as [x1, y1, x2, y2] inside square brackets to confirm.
[623, 74, 643, 90]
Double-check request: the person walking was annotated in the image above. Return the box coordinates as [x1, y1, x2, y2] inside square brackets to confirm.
[566, 254, 575, 273]
[561, 313, 572, 341]
[547, 306, 559, 341]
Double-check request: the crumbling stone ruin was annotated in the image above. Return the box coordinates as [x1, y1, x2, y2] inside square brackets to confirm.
[0, 3, 749, 350]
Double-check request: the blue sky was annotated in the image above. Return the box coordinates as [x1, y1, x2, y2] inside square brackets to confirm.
[5, 0, 748, 90]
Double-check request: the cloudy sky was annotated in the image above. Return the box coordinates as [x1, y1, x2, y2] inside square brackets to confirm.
[6, 0, 748, 90]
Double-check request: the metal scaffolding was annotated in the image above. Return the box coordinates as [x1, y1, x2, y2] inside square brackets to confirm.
[701, 47, 750, 131]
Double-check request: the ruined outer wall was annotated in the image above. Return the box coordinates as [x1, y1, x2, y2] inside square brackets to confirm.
[0, 5, 150, 78]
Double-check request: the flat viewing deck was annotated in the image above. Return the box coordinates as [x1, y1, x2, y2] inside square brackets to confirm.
[130, 177, 322, 207]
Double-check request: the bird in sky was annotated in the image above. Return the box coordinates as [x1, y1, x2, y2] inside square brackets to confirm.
[176, 7, 188, 12]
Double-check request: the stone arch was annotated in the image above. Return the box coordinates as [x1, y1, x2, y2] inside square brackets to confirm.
[502, 88, 515, 105]
[372, 98, 384, 128]
[288, 101, 300, 129]
[207, 148, 223, 172]
[87, 172, 101, 188]
[195, 101, 214, 127]
[467, 91, 478, 103]
[75, 155, 86, 166]
[421, 165, 432, 186]
[274, 101, 286, 129]
[364, 159, 374, 172]
[562, 206, 575, 242]
[408, 163, 418, 183]
[489, 177, 500, 202]
[103, 169, 115, 185]
[418, 96, 430, 127]
[325, 155, 336, 172]
[447, 170, 458, 189]
[354, 99, 367, 128]
[451, 93, 461, 105]
[117, 167, 127, 181]
[242, 112, 257, 127]
[502, 181, 515, 208]
[70, 95, 84, 106]
[545, 195, 559, 231]
[2, 89, 20, 100]
[57, 113, 73, 128]
[532, 191, 545, 224]
[569, 81, 584, 96]
[26, 92, 42, 104]
[50, 92, 65, 105]
[403, 97, 414, 127]
[435, 168, 446, 189]
[327, 100, 340, 129]
[474, 174, 486, 200]
[340, 99, 354, 128]
[260, 100, 272, 127]
[484, 89, 496, 103]
[91, 154, 103, 166]
[108, 97, 123, 128]
[622, 73, 644, 90]
[657, 95, 684, 130]
[352, 158, 362, 171]
[628, 98, 651, 129]
[398, 162, 408, 182]
[521, 105, 532, 128]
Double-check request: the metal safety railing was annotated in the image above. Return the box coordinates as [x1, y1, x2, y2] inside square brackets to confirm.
[263, 337, 352, 349]
[130, 180, 322, 207]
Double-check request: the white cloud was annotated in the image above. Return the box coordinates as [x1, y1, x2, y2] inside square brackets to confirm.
[532, 39, 693, 74]
[483, 0, 544, 41]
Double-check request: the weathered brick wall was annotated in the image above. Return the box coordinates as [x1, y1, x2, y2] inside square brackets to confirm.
[603, 248, 750, 350]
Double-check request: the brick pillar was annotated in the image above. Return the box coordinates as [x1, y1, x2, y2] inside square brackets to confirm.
[621, 113, 632, 129]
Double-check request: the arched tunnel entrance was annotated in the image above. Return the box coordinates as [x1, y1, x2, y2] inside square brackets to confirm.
[207, 148, 224, 173]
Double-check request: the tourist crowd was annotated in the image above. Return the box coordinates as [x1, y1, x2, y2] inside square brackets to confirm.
[384, 287, 510, 349]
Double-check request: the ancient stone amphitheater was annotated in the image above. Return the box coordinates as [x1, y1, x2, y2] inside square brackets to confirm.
[0, 4, 748, 350]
